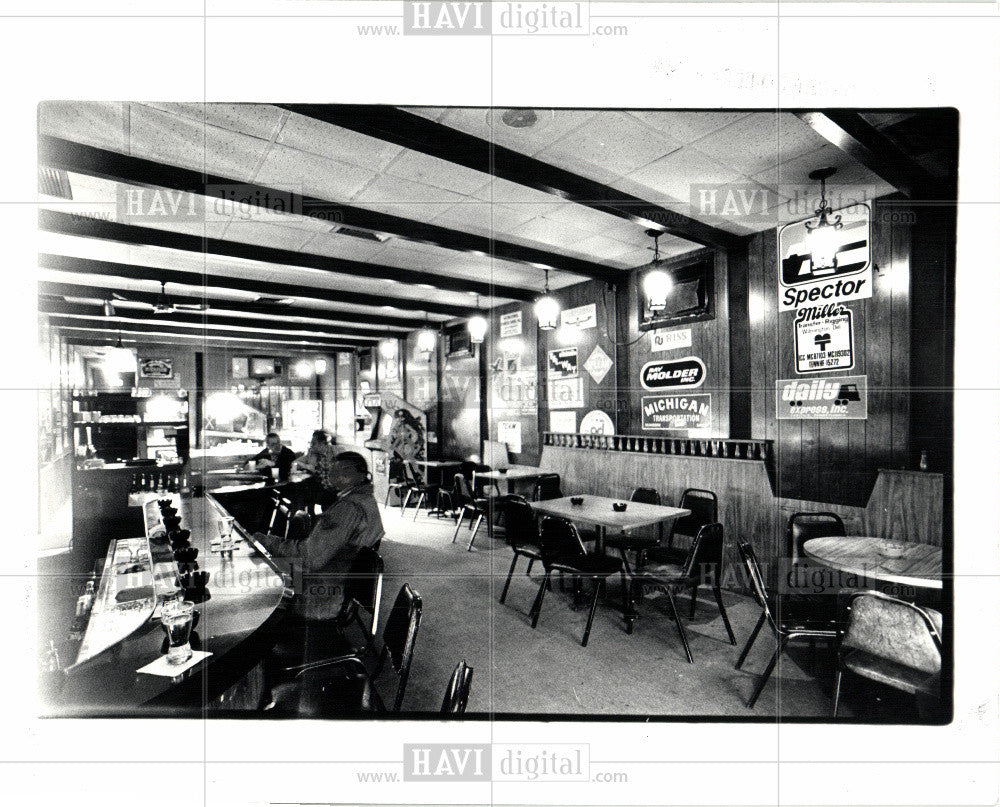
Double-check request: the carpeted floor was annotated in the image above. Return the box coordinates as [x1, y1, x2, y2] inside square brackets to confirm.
[370, 503, 852, 719]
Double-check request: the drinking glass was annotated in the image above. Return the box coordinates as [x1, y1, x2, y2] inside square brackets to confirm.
[160, 601, 196, 665]
[219, 516, 236, 550]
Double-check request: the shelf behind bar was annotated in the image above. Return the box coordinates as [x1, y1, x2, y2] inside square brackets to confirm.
[542, 432, 772, 462]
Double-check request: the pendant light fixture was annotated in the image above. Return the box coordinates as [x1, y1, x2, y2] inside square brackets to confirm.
[103, 332, 135, 375]
[467, 295, 488, 345]
[416, 313, 437, 356]
[534, 268, 560, 330]
[804, 166, 843, 273]
[642, 230, 673, 312]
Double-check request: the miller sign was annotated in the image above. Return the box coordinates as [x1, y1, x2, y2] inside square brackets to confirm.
[640, 357, 706, 391]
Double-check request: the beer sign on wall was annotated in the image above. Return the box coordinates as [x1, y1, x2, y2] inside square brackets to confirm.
[776, 375, 868, 420]
[778, 204, 872, 312]
[794, 304, 855, 374]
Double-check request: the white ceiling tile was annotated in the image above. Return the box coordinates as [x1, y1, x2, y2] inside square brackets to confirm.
[218, 220, 316, 252]
[565, 234, 637, 261]
[140, 103, 285, 141]
[296, 232, 388, 262]
[626, 146, 744, 206]
[538, 113, 682, 179]
[509, 215, 592, 250]
[488, 109, 598, 156]
[352, 173, 465, 205]
[39, 101, 127, 151]
[384, 149, 490, 196]
[125, 104, 272, 182]
[752, 143, 898, 201]
[253, 143, 376, 200]
[277, 114, 405, 173]
[693, 113, 832, 176]
[428, 203, 493, 234]
[627, 111, 750, 145]
[542, 202, 634, 236]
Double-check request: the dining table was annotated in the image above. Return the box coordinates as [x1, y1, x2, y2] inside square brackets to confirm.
[529, 495, 691, 554]
[474, 465, 545, 495]
[803, 536, 943, 590]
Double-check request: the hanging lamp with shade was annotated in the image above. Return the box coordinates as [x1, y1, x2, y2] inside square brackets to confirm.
[103, 332, 135, 375]
[416, 313, 437, 356]
[804, 166, 844, 273]
[534, 268, 560, 330]
[467, 295, 488, 345]
[642, 230, 674, 312]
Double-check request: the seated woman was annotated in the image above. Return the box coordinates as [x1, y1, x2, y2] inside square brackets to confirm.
[294, 429, 338, 510]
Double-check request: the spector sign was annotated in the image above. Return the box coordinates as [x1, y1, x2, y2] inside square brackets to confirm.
[778, 203, 872, 311]
[794, 304, 855, 374]
[642, 394, 711, 431]
[777, 375, 868, 420]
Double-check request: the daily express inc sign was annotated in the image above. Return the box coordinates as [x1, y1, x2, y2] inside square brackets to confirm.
[404, 2, 589, 35]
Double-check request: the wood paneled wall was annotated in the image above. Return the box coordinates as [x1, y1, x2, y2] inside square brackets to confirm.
[747, 198, 914, 506]
[486, 302, 541, 466]
[539, 445, 943, 592]
[439, 333, 482, 462]
[623, 249, 732, 437]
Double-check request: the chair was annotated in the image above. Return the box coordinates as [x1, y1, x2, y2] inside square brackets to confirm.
[400, 462, 439, 522]
[441, 661, 474, 714]
[385, 458, 412, 509]
[496, 495, 543, 605]
[450, 473, 492, 551]
[531, 473, 563, 502]
[267, 493, 295, 539]
[470, 463, 502, 498]
[271, 584, 423, 715]
[832, 590, 942, 718]
[604, 487, 662, 572]
[788, 511, 846, 565]
[634, 523, 737, 662]
[336, 547, 386, 638]
[666, 488, 718, 551]
[530, 516, 627, 647]
[735, 540, 839, 708]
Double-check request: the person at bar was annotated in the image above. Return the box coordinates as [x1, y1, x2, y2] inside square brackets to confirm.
[243, 431, 298, 481]
[254, 451, 385, 621]
[294, 429, 338, 510]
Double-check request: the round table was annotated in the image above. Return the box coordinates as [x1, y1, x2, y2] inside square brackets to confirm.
[803, 536, 943, 590]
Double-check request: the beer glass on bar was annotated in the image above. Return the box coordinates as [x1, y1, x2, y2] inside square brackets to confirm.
[161, 601, 196, 665]
[218, 516, 236, 553]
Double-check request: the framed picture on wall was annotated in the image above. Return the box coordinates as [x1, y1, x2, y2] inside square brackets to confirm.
[139, 358, 173, 379]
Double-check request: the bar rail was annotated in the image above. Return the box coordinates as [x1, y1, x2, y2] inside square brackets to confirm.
[542, 432, 772, 462]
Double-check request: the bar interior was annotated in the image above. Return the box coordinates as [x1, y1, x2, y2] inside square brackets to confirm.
[35, 104, 956, 720]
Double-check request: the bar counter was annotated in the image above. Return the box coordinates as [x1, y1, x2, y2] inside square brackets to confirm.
[45, 489, 293, 717]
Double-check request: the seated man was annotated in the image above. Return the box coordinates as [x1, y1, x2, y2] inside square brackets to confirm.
[244, 431, 299, 481]
[255, 452, 385, 623]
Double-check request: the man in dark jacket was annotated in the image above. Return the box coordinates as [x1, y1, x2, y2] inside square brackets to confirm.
[255, 452, 385, 620]
[245, 432, 298, 481]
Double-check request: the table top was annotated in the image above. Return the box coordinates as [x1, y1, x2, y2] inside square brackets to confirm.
[411, 458, 463, 468]
[476, 465, 544, 481]
[530, 495, 690, 532]
[803, 536, 943, 590]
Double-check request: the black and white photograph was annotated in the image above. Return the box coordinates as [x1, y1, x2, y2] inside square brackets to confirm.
[6, 1, 1000, 806]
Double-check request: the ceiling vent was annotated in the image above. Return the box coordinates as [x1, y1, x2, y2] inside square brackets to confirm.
[39, 166, 73, 199]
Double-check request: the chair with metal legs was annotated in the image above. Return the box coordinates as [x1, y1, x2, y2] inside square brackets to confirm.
[450, 474, 491, 551]
[633, 523, 737, 662]
[496, 495, 542, 605]
[530, 516, 627, 648]
[735, 540, 838, 708]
